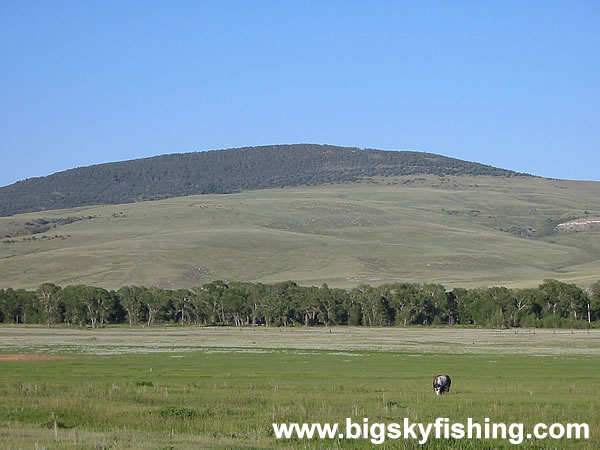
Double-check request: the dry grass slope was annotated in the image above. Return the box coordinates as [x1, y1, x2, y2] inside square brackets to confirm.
[1, 175, 599, 289]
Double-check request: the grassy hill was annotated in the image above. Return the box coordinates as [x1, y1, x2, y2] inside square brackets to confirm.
[0, 144, 524, 216]
[1, 175, 599, 290]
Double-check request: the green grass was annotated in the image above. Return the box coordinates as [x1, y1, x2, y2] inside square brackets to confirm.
[1, 175, 600, 290]
[0, 326, 598, 448]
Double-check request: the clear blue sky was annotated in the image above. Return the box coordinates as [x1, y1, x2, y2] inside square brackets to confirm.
[1, 1, 598, 187]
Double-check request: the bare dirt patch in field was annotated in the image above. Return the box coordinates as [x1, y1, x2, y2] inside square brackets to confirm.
[0, 354, 71, 361]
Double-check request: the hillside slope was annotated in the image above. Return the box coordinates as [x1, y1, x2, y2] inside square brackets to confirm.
[1, 175, 599, 290]
[0, 145, 525, 216]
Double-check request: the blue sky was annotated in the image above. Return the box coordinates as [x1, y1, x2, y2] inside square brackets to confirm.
[1, 1, 598, 187]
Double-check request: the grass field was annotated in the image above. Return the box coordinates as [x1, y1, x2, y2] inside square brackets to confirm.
[1, 175, 600, 290]
[0, 326, 598, 448]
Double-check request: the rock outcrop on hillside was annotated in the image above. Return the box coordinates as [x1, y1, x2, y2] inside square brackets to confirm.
[557, 218, 600, 232]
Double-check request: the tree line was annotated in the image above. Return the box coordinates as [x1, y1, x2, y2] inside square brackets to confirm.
[1, 279, 599, 329]
[0, 144, 526, 216]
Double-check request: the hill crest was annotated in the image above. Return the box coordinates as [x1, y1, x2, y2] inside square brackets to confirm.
[0, 144, 527, 216]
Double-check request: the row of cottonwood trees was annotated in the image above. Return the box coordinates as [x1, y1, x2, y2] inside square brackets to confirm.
[1, 279, 600, 329]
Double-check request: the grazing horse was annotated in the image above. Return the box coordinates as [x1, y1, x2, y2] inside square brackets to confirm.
[433, 375, 451, 395]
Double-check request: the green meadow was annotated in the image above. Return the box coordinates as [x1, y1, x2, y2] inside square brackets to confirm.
[0, 326, 598, 448]
[1, 175, 600, 290]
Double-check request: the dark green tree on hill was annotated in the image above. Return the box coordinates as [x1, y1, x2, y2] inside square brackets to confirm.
[0, 145, 527, 216]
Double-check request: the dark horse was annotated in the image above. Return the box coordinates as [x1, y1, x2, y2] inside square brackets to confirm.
[433, 375, 451, 395]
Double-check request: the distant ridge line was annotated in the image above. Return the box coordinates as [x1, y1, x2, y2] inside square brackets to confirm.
[0, 144, 528, 216]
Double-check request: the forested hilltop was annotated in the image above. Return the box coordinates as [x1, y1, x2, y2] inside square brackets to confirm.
[0, 145, 526, 216]
[2, 279, 599, 329]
